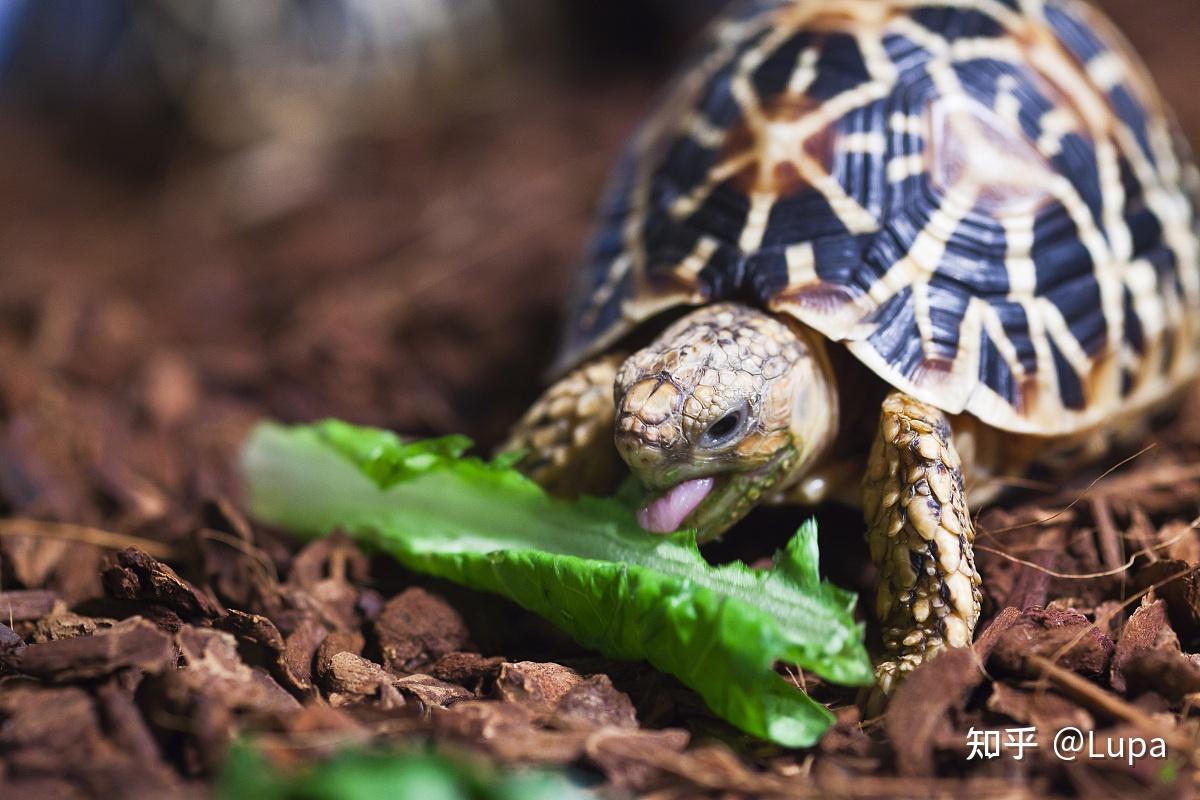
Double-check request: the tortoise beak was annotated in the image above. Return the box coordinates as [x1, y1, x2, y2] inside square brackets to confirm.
[631, 444, 798, 541]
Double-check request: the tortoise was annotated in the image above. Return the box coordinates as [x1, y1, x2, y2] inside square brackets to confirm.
[503, 0, 1200, 698]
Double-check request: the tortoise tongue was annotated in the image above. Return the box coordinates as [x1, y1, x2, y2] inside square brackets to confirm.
[637, 477, 715, 534]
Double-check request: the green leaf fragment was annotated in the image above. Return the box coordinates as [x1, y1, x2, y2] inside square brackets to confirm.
[218, 742, 587, 800]
[240, 420, 873, 747]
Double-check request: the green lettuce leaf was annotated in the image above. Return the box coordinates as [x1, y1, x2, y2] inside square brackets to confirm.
[219, 742, 587, 800]
[240, 420, 872, 747]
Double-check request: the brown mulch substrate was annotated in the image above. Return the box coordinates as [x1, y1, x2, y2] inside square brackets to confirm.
[4, 3, 1200, 796]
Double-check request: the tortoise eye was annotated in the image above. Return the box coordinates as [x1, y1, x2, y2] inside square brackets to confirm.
[701, 404, 747, 447]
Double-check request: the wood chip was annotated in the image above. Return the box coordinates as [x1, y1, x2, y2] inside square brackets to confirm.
[394, 674, 472, 709]
[0, 621, 26, 668]
[496, 661, 584, 716]
[988, 606, 1115, 681]
[1110, 599, 1169, 692]
[1122, 648, 1200, 703]
[985, 683, 1095, 740]
[315, 629, 365, 680]
[17, 616, 175, 682]
[323, 651, 397, 697]
[374, 587, 469, 673]
[102, 547, 223, 621]
[887, 647, 979, 777]
[0, 589, 58, 622]
[1136, 560, 1200, 647]
[171, 625, 301, 715]
[430, 651, 505, 692]
[550, 674, 638, 731]
[281, 616, 328, 695]
[29, 612, 115, 643]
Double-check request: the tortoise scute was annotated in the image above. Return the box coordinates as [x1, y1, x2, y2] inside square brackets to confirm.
[558, 0, 1200, 436]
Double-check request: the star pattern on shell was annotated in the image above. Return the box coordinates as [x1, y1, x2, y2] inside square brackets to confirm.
[558, 0, 1200, 435]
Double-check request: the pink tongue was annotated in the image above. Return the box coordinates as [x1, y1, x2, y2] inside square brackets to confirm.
[637, 477, 715, 534]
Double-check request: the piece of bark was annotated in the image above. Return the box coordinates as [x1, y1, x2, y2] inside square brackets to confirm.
[287, 533, 370, 588]
[1136, 560, 1200, 647]
[1122, 648, 1200, 703]
[819, 705, 881, 760]
[0, 621, 27, 668]
[281, 616, 328, 695]
[1091, 497, 1125, 574]
[172, 626, 300, 715]
[91, 457, 171, 528]
[216, 609, 285, 661]
[394, 674, 472, 709]
[550, 674, 638, 731]
[434, 698, 536, 739]
[884, 606, 1027, 778]
[102, 547, 223, 621]
[430, 651, 505, 692]
[1111, 600, 1169, 692]
[251, 705, 373, 769]
[887, 647, 979, 777]
[141, 668, 238, 779]
[495, 661, 585, 716]
[286, 535, 368, 631]
[140, 349, 199, 428]
[322, 651, 398, 700]
[974, 606, 1023, 658]
[29, 612, 115, 643]
[1092, 600, 1126, 640]
[95, 671, 164, 768]
[0, 590, 58, 622]
[582, 728, 698, 792]
[217, 608, 325, 697]
[374, 587, 469, 673]
[886, 607, 1027, 777]
[1160, 519, 1200, 564]
[998, 550, 1052, 611]
[72, 597, 190, 633]
[0, 685, 104, 777]
[433, 700, 588, 764]
[986, 683, 1095, 740]
[315, 630, 365, 680]
[195, 496, 262, 612]
[17, 617, 175, 682]
[0, 679, 180, 796]
[988, 606, 1114, 681]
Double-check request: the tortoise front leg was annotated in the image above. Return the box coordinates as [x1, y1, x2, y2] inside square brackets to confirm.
[498, 354, 625, 498]
[864, 392, 981, 701]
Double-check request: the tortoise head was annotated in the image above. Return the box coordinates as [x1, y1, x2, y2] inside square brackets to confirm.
[614, 302, 838, 541]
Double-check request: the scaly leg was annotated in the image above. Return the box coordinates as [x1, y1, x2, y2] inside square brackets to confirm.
[498, 354, 625, 498]
[864, 392, 981, 702]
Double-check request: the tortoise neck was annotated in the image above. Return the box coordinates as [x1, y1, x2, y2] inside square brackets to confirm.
[777, 320, 840, 490]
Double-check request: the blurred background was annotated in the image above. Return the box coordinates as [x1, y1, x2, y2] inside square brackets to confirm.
[0, 0, 1196, 517]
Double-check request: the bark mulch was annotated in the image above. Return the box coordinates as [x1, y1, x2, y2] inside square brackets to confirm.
[3, 3, 1200, 796]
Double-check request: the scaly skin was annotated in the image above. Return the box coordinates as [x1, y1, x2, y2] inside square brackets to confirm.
[863, 392, 981, 708]
[613, 303, 838, 541]
[507, 304, 983, 702]
[501, 353, 624, 498]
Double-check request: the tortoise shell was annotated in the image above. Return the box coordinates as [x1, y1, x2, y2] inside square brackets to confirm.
[557, 0, 1200, 435]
